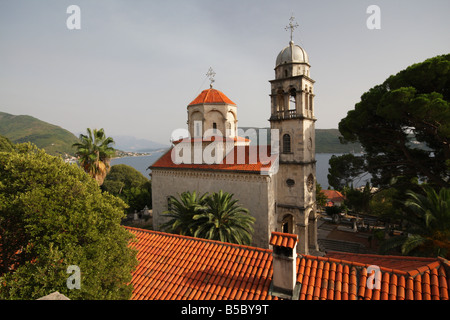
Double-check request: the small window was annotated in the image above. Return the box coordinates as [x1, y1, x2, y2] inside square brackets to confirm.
[195, 123, 201, 137]
[283, 134, 291, 153]
[284, 69, 288, 78]
[167, 197, 172, 211]
[213, 122, 217, 134]
[286, 179, 295, 187]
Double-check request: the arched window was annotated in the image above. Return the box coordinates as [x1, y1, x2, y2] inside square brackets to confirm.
[289, 88, 296, 110]
[277, 90, 284, 112]
[283, 134, 291, 153]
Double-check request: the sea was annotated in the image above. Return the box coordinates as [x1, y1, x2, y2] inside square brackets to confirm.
[111, 151, 366, 190]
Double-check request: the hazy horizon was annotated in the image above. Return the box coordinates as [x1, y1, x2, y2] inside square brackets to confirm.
[1, 1, 449, 145]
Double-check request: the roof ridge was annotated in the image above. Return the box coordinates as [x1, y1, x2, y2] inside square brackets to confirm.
[327, 251, 440, 262]
[124, 226, 273, 254]
[298, 253, 436, 279]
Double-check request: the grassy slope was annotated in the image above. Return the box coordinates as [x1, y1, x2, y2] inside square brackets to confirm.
[0, 111, 79, 156]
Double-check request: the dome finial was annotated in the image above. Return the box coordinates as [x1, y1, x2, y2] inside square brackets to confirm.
[285, 13, 299, 43]
[206, 67, 216, 88]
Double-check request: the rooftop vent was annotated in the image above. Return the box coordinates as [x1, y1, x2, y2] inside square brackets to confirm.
[269, 232, 301, 300]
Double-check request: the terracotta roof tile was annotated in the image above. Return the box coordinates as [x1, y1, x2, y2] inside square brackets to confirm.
[150, 145, 274, 173]
[126, 227, 450, 300]
[189, 88, 236, 106]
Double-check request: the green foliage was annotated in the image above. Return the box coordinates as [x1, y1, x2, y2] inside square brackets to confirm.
[369, 188, 401, 219]
[343, 183, 372, 215]
[0, 111, 79, 156]
[338, 54, 450, 190]
[316, 183, 328, 209]
[73, 128, 116, 185]
[160, 191, 209, 236]
[327, 153, 367, 190]
[102, 164, 152, 213]
[325, 205, 345, 217]
[0, 144, 137, 299]
[380, 186, 450, 258]
[0, 135, 13, 152]
[161, 191, 255, 245]
[193, 190, 255, 246]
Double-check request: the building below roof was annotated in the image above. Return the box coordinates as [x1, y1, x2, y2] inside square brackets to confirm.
[126, 226, 450, 300]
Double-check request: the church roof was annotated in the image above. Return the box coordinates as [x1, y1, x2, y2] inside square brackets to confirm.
[150, 145, 274, 174]
[126, 227, 450, 300]
[188, 88, 236, 106]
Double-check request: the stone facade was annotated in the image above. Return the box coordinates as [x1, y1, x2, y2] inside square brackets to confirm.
[151, 168, 277, 249]
[150, 36, 318, 254]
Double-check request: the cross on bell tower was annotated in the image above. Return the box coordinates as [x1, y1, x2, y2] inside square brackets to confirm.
[285, 14, 299, 42]
[269, 15, 318, 255]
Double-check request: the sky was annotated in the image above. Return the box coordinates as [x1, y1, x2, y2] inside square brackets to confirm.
[0, 0, 449, 145]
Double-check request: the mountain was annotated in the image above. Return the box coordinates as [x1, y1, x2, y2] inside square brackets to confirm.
[0, 111, 79, 156]
[238, 127, 362, 154]
[111, 135, 169, 152]
[315, 129, 362, 153]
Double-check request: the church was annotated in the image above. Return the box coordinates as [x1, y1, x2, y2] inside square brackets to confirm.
[150, 18, 318, 254]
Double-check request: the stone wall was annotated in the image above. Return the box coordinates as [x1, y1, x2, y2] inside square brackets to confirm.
[151, 168, 276, 249]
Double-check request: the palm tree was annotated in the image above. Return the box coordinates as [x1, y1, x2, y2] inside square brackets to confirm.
[380, 186, 450, 258]
[193, 190, 255, 245]
[160, 191, 209, 236]
[72, 128, 115, 185]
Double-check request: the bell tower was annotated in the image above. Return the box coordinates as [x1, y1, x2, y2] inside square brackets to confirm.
[270, 15, 318, 254]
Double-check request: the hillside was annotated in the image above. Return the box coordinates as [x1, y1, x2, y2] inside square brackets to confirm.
[238, 127, 362, 154]
[315, 129, 362, 153]
[0, 111, 79, 156]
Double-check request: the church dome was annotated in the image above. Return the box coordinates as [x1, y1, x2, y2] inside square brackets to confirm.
[275, 41, 309, 67]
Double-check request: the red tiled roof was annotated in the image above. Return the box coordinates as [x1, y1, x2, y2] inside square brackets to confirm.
[326, 251, 444, 273]
[150, 145, 275, 173]
[270, 232, 297, 249]
[189, 88, 236, 106]
[126, 227, 450, 300]
[321, 190, 345, 202]
[171, 136, 250, 145]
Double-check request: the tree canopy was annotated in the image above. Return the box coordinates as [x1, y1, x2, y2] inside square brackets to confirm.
[102, 164, 152, 214]
[161, 191, 255, 245]
[73, 128, 116, 185]
[0, 143, 137, 299]
[337, 54, 450, 190]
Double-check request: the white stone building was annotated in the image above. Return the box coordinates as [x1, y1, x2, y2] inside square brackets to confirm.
[150, 30, 318, 254]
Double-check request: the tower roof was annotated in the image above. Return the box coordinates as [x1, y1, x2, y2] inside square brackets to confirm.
[275, 41, 309, 67]
[188, 88, 236, 106]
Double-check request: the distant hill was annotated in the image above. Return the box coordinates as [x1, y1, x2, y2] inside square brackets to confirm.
[0, 111, 79, 156]
[111, 135, 169, 152]
[238, 127, 362, 154]
[315, 129, 362, 153]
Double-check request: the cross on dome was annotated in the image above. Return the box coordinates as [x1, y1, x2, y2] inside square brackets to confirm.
[206, 67, 216, 88]
[285, 14, 299, 43]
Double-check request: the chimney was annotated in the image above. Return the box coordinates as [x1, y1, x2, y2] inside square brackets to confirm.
[269, 231, 300, 300]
